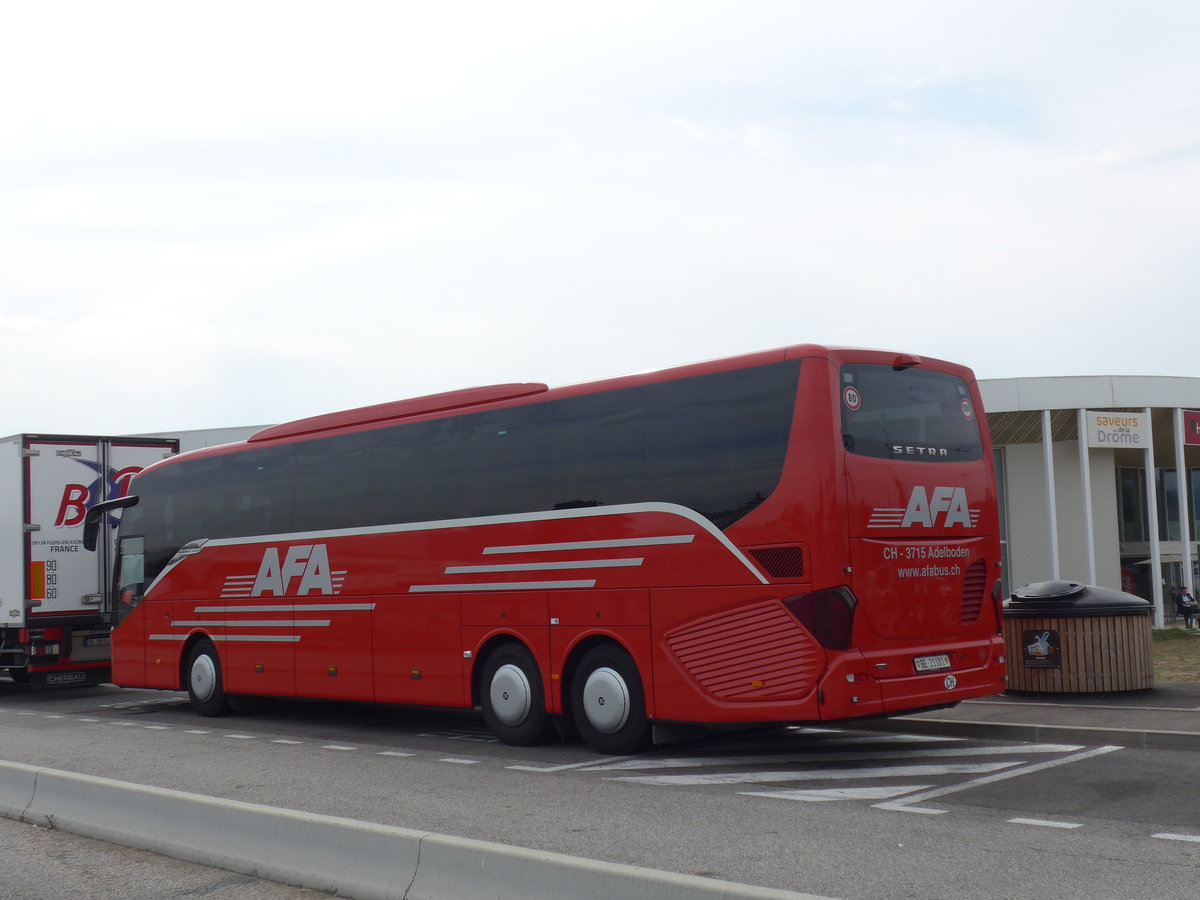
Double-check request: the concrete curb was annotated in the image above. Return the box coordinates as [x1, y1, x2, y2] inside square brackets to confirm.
[0, 760, 829, 900]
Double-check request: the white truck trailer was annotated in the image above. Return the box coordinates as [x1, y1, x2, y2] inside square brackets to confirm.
[1, 434, 178, 687]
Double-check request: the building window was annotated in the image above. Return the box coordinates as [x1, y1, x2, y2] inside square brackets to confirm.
[1117, 467, 1146, 544]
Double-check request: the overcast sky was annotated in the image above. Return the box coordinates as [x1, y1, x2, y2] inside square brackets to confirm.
[3, 1, 1198, 437]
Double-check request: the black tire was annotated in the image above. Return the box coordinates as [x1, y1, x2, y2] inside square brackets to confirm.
[480, 643, 552, 746]
[570, 644, 650, 755]
[6, 667, 30, 684]
[185, 639, 232, 717]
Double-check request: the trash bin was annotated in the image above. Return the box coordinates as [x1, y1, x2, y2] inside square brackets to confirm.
[1003, 580, 1153, 692]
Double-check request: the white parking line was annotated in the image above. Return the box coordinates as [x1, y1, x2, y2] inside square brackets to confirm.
[874, 745, 1124, 813]
[743, 785, 933, 802]
[508, 754, 640, 773]
[609, 761, 1020, 787]
[1154, 833, 1200, 843]
[585, 743, 1083, 772]
[1008, 817, 1083, 829]
[439, 758, 481, 765]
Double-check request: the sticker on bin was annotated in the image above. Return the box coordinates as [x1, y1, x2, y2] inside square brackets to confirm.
[913, 653, 952, 673]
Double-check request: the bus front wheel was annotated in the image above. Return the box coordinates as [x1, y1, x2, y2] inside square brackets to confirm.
[186, 639, 232, 717]
[480, 643, 551, 746]
[570, 645, 650, 755]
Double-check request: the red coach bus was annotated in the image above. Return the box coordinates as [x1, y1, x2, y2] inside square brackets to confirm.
[86, 345, 1005, 754]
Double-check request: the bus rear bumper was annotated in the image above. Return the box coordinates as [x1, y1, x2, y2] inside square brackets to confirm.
[874, 659, 1006, 715]
[817, 636, 1006, 720]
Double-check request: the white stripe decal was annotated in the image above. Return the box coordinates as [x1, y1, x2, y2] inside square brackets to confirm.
[193, 604, 375, 613]
[483, 535, 695, 555]
[149, 634, 302, 643]
[409, 580, 597, 593]
[444, 558, 643, 574]
[170, 620, 331, 628]
[144, 502, 769, 596]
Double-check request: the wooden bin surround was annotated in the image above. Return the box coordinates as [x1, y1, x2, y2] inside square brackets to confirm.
[1004, 580, 1154, 693]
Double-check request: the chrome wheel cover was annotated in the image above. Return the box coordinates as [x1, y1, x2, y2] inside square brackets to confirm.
[581, 666, 630, 734]
[190, 652, 217, 703]
[489, 663, 532, 727]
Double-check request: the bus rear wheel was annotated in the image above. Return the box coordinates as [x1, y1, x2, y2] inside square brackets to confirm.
[186, 639, 232, 717]
[480, 643, 551, 746]
[570, 645, 650, 756]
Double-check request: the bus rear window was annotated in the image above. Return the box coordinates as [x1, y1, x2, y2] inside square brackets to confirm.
[840, 364, 982, 462]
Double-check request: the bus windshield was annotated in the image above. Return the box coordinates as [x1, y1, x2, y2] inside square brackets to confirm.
[840, 364, 982, 462]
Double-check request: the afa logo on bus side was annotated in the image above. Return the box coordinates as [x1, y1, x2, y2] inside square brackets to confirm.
[251, 544, 340, 596]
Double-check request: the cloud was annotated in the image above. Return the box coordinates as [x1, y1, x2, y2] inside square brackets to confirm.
[2, 1, 1199, 436]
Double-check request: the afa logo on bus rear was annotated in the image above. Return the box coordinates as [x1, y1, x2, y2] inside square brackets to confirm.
[867, 486, 981, 529]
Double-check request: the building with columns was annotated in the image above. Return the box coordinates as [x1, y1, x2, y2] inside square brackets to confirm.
[981, 376, 1200, 626]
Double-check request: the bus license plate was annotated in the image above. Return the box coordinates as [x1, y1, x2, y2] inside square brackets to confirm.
[914, 653, 951, 673]
[83, 636, 110, 648]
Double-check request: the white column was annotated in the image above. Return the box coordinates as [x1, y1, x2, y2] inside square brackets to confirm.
[1175, 407, 1193, 594]
[1144, 408, 1164, 627]
[1077, 408, 1097, 584]
[1042, 410, 1060, 579]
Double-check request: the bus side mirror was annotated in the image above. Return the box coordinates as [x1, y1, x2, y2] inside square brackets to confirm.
[83, 495, 139, 551]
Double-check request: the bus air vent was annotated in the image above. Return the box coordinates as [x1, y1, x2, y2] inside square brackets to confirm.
[664, 599, 822, 700]
[960, 559, 988, 625]
[749, 546, 806, 579]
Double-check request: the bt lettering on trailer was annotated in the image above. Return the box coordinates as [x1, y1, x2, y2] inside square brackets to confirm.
[53, 460, 143, 527]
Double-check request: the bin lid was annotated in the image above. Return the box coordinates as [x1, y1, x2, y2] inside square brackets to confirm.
[1004, 580, 1152, 618]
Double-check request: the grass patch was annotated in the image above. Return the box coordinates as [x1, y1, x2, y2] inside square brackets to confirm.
[1153, 627, 1197, 643]
[1153, 628, 1200, 682]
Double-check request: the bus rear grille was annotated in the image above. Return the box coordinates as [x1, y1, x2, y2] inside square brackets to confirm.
[960, 559, 988, 625]
[748, 546, 805, 578]
[665, 599, 821, 700]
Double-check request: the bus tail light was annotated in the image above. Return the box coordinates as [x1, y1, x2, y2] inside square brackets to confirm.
[783, 587, 857, 650]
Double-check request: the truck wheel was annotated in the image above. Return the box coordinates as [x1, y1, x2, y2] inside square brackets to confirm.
[186, 639, 232, 716]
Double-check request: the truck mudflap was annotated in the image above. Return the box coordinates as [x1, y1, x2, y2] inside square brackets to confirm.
[29, 665, 111, 690]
